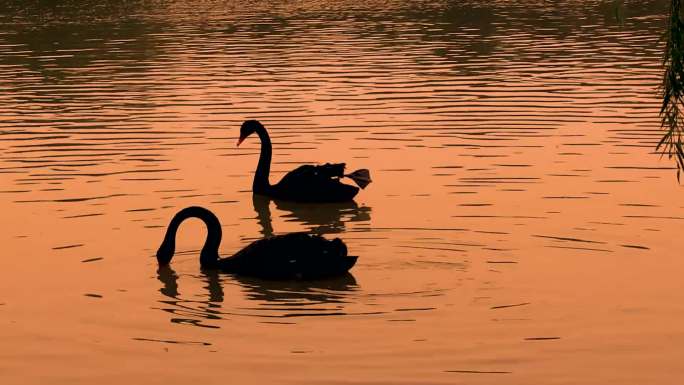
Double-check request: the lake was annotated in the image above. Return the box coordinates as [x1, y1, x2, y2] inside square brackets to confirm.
[1, 1, 682, 384]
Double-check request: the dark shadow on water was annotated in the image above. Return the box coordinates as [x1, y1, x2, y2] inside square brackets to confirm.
[156, 266, 224, 328]
[0, 1, 165, 86]
[155, 265, 359, 327]
[252, 194, 371, 237]
[157, 265, 179, 298]
[233, 272, 358, 305]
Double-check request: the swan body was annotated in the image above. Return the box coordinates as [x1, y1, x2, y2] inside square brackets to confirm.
[237, 120, 369, 202]
[156, 206, 357, 279]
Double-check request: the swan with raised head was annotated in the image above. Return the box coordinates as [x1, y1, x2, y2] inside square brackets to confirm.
[237, 120, 371, 202]
[156, 206, 357, 279]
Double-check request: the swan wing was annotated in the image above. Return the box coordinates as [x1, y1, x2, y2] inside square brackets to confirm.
[279, 163, 346, 184]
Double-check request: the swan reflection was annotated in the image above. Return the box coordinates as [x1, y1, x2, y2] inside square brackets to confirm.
[232, 273, 358, 305]
[253, 194, 371, 237]
[155, 266, 359, 327]
[157, 265, 179, 298]
[155, 266, 224, 328]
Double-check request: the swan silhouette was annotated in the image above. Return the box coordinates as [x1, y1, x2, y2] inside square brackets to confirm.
[237, 120, 371, 202]
[156, 206, 357, 279]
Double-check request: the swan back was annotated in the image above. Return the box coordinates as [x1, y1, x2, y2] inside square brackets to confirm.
[221, 232, 357, 279]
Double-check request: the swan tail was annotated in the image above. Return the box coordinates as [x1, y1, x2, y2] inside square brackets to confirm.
[344, 169, 372, 189]
[335, 256, 358, 274]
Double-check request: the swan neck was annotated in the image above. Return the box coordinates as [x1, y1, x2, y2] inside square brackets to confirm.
[254, 125, 272, 194]
[157, 206, 222, 268]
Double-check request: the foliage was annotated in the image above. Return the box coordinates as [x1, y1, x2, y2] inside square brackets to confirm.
[660, 0, 684, 180]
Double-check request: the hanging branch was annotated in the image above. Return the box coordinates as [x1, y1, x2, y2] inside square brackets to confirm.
[659, 0, 684, 181]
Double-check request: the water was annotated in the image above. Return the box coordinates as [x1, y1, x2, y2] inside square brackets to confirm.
[1, 1, 682, 383]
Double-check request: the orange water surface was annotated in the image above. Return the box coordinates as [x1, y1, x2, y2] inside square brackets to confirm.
[0, 1, 682, 384]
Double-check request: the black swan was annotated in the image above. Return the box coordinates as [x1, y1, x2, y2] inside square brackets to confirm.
[156, 206, 357, 279]
[237, 120, 371, 202]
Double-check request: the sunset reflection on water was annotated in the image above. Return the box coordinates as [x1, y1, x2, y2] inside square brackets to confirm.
[0, 1, 682, 384]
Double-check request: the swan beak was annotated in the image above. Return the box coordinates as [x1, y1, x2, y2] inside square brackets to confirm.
[237, 136, 245, 147]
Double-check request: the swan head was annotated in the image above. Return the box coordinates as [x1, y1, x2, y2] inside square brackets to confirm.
[237, 120, 264, 146]
[156, 239, 175, 266]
